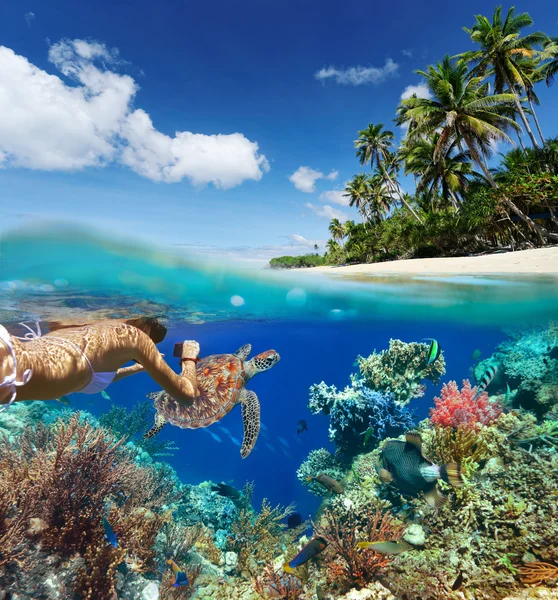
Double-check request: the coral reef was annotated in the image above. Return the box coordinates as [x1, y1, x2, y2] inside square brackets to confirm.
[296, 448, 345, 497]
[309, 379, 415, 457]
[253, 563, 304, 599]
[356, 339, 446, 407]
[430, 379, 503, 429]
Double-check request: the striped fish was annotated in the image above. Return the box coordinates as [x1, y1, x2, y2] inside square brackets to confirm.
[474, 364, 497, 399]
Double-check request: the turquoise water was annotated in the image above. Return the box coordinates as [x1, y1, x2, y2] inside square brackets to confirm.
[1, 226, 558, 599]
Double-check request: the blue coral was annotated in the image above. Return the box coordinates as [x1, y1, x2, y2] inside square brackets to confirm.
[309, 379, 414, 456]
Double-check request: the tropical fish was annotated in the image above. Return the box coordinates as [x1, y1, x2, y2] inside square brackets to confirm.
[203, 429, 223, 443]
[168, 559, 189, 587]
[377, 432, 463, 508]
[230, 436, 241, 447]
[265, 442, 277, 453]
[422, 338, 441, 364]
[351, 465, 361, 485]
[211, 482, 241, 500]
[260, 422, 268, 431]
[277, 436, 289, 448]
[297, 419, 308, 434]
[474, 364, 498, 399]
[283, 536, 328, 572]
[360, 426, 373, 447]
[101, 390, 111, 400]
[55, 396, 71, 406]
[356, 540, 413, 554]
[306, 473, 343, 495]
[218, 426, 232, 437]
[504, 383, 511, 404]
[102, 517, 118, 548]
[471, 349, 482, 361]
[287, 512, 303, 529]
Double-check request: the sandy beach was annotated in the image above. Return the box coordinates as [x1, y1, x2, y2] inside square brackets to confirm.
[299, 247, 558, 277]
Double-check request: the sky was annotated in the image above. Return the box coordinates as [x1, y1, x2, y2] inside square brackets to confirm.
[0, 0, 557, 265]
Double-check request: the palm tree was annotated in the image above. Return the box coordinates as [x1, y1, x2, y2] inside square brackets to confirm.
[366, 173, 392, 222]
[541, 37, 558, 86]
[328, 218, 346, 243]
[326, 239, 340, 254]
[354, 124, 423, 223]
[459, 6, 548, 148]
[396, 56, 556, 242]
[399, 134, 475, 208]
[343, 174, 372, 224]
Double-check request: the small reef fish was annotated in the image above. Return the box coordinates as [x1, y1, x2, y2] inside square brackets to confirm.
[211, 482, 241, 500]
[265, 442, 277, 453]
[504, 383, 511, 404]
[277, 436, 290, 448]
[357, 540, 413, 554]
[218, 426, 232, 437]
[377, 432, 463, 508]
[422, 338, 441, 364]
[297, 419, 308, 434]
[101, 390, 111, 400]
[229, 436, 241, 447]
[471, 349, 482, 361]
[361, 426, 373, 447]
[306, 473, 343, 495]
[102, 517, 118, 548]
[168, 559, 189, 587]
[283, 536, 328, 572]
[261, 422, 268, 431]
[287, 512, 303, 529]
[203, 429, 223, 443]
[55, 396, 71, 406]
[474, 364, 498, 399]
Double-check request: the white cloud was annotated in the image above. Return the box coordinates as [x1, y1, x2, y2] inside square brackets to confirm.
[402, 49, 413, 58]
[400, 83, 432, 100]
[289, 166, 338, 193]
[24, 11, 35, 26]
[319, 189, 349, 206]
[305, 202, 348, 221]
[0, 39, 268, 187]
[314, 59, 398, 86]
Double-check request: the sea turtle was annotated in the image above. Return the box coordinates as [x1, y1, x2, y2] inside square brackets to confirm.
[144, 344, 280, 458]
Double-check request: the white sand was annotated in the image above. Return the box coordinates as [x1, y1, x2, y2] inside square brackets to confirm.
[299, 247, 558, 277]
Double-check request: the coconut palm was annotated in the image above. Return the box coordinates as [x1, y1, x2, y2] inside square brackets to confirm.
[325, 239, 341, 254]
[459, 6, 548, 148]
[399, 134, 475, 208]
[541, 37, 558, 86]
[328, 218, 346, 243]
[343, 174, 371, 224]
[366, 173, 392, 222]
[354, 124, 423, 223]
[396, 56, 556, 242]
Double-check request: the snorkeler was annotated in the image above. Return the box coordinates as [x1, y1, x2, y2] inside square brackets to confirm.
[0, 318, 199, 410]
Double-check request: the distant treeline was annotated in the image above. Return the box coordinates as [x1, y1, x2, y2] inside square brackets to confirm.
[269, 254, 327, 269]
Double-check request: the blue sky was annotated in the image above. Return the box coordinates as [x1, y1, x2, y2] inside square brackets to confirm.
[1, 0, 557, 264]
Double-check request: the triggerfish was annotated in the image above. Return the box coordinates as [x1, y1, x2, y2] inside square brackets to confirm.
[422, 338, 441, 364]
[306, 473, 343, 495]
[357, 540, 413, 554]
[102, 517, 118, 548]
[377, 432, 463, 508]
[473, 364, 498, 399]
[297, 419, 308, 434]
[284, 536, 328, 572]
[168, 559, 189, 587]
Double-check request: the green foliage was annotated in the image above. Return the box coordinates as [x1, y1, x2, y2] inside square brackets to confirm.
[268, 253, 327, 269]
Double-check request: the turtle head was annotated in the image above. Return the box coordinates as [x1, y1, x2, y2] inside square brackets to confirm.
[251, 350, 280, 373]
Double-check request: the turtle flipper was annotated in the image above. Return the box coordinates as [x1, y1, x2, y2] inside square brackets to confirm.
[240, 390, 260, 459]
[144, 412, 167, 439]
[234, 344, 252, 360]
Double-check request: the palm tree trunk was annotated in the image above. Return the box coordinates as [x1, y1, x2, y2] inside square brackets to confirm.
[527, 97, 546, 146]
[516, 128, 526, 151]
[462, 133, 556, 244]
[508, 85, 539, 149]
[381, 167, 423, 224]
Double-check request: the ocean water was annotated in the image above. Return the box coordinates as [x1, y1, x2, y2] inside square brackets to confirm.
[1, 225, 558, 598]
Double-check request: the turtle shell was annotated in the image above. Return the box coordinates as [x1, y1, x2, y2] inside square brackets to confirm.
[154, 354, 248, 429]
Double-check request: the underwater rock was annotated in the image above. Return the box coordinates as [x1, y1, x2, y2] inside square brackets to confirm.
[223, 551, 238, 574]
[297, 448, 346, 496]
[338, 583, 396, 599]
[403, 523, 425, 547]
[141, 582, 159, 600]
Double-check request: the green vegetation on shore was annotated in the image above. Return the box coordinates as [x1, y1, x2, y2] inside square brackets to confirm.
[271, 6, 558, 269]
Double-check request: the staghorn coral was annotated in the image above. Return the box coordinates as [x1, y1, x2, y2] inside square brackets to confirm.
[253, 563, 304, 599]
[297, 448, 346, 497]
[429, 380, 503, 429]
[356, 339, 446, 407]
[309, 379, 414, 458]
[313, 508, 404, 593]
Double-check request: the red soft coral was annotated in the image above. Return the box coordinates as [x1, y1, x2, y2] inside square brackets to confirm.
[430, 379, 502, 429]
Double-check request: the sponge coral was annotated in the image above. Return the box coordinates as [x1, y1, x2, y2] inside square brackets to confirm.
[430, 380, 502, 429]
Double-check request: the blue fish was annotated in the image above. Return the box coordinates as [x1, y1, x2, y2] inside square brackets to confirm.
[101, 390, 111, 400]
[230, 436, 241, 447]
[218, 426, 232, 437]
[422, 338, 441, 365]
[102, 517, 118, 548]
[203, 429, 222, 443]
[277, 436, 289, 448]
[168, 559, 189, 587]
[284, 537, 327, 572]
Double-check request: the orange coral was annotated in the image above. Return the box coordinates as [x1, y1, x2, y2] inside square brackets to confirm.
[253, 563, 304, 599]
[519, 561, 558, 586]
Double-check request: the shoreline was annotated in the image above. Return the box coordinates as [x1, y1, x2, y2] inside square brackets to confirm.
[293, 247, 558, 278]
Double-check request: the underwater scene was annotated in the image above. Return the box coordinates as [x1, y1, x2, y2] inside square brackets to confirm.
[1, 229, 558, 600]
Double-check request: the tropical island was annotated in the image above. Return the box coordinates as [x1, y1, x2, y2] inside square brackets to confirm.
[270, 7, 558, 271]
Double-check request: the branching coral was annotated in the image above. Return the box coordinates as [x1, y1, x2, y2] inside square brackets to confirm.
[160, 563, 202, 599]
[519, 561, 558, 586]
[309, 380, 414, 457]
[356, 339, 446, 407]
[430, 380, 502, 429]
[253, 563, 304, 599]
[297, 448, 345, 497]
[313, 508, 404, 592]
